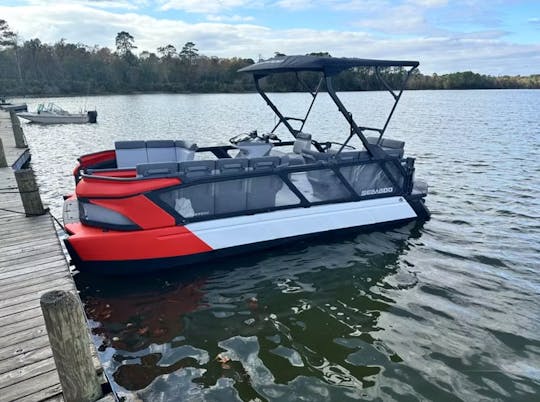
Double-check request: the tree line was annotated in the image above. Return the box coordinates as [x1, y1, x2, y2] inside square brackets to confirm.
[0, 20, 538, 96]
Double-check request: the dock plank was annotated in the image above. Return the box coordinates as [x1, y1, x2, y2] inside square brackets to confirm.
[0, 111, 104, 402]
[0, 335, 51, 364]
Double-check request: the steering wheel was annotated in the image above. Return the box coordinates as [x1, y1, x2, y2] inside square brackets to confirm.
[229, 130, 281, 145]
[261, 132, 281, 143]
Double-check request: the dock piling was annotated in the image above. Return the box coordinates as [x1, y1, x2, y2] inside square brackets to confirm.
[9, 111, 27, 148]
[14, 167, 47, 216]
[40, 290, 104, 402]
[0, 138, 7, 167]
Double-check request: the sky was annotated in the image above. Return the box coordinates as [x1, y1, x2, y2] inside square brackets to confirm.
[0, 0, 539, 75]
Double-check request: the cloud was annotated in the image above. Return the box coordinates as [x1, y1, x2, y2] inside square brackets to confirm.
[24, 0, 143, 9]
[528, 17, 540, 25]
[206, 14, 255, 22]
[408, 0, 448, 7]
[0, 2, 538, 75]
[275, 0, 314, 11]
[158, 0, 253, 13]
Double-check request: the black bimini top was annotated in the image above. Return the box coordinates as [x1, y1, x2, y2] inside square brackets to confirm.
[238, 55, 419, 76]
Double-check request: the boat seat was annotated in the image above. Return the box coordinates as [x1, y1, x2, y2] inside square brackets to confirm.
[335, 151, 370, 162]
[302, 151, 351, 200]
[293, 132, 312, 154]
[115, 141, 148, 168]
[214, 158, 249, 214]
[367, 137, 405, 158]
[136, 162, 179, 178]
[247, 157, 283, 210]
[146, 140, 176, 163]
[285, 132, 312, 166]
[176, 160, 216, 217]
[175, 140, 197, 162]
[301, 149, 332, 163]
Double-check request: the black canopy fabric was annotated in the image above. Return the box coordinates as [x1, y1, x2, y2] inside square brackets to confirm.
[238, 55, 419, 76]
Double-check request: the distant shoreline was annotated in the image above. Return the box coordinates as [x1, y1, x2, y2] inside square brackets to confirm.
[6, 87, 539, 99]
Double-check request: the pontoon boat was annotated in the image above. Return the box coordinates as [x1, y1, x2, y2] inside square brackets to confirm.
[63, 55, 429, 274]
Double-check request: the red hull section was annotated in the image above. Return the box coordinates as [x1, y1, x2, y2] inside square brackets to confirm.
[77, 176, 181, 198]
[65, 223, 212, 262]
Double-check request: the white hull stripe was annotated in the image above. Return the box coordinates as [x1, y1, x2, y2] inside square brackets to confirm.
[186, 196, 417, 250]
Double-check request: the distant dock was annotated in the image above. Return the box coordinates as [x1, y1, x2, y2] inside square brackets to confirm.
[0, 111, 106, 401]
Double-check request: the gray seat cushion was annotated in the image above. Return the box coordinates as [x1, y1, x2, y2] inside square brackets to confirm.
[146, 140, 176, 162]
[115, 141, 148, 168]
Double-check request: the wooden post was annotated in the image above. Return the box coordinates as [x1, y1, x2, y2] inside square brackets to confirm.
[40, 290, 103, 402]
[9, 111, 27, 148]
[0, 138, 7, 168]
[14, 167, 46, 216]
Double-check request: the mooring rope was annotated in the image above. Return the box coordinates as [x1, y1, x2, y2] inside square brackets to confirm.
[0, 206, 67, 233]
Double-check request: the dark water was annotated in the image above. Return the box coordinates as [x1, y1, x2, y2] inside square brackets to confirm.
[18, 90, 540, 401]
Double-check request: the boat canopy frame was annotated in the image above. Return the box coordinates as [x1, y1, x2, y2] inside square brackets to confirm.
[239, 55, 419, 158]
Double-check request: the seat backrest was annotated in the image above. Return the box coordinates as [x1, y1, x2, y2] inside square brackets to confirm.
[115, 141, 148, 168]
[335, 151, 361, 163]
[175, 140, 197, 162]
[146, 140, 176, 163]
[247, 157, 283, 210]
[214, 159, 249, 214]
[177, 160, 216, 217]
[367, 137, 405, 158]
[136, 162, 179, 178]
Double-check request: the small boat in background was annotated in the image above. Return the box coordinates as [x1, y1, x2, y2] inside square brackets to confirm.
[17, 102, 97, 124]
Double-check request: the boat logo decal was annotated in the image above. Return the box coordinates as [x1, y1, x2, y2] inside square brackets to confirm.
[361, 187, 393, 196]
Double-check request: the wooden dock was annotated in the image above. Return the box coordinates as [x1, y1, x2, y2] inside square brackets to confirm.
[0, 111, 103, 402]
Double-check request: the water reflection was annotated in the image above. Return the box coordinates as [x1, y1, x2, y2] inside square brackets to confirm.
[76, 222, 424, 400]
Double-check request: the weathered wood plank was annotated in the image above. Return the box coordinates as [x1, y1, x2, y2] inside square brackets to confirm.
[3, 316, 45, 338]
[40, 392, 64, 402]
[0, 242, 66, 260]
[0, 334, 50, 363]
[0, 257, 67, 278]
[0, 308, 44, 334]
[0, 270, 70, 293]
[1, 369, 62, 402]
[0, 280, 74, 312]
[0, 236, 62, 249]
[0, 264, 72, 287]
[0, 324, 47, 349]
[0, 277, 72, 304]
[0, 356, 57, 389]
[0, 300, 43, 319]
[0, 345, 52, 376]
[0, 249, 62, 265]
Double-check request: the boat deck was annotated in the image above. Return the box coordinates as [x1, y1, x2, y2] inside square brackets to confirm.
[0, 111, 102, 401]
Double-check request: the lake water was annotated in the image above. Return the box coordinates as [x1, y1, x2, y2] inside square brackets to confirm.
[16, 90, 540, 401]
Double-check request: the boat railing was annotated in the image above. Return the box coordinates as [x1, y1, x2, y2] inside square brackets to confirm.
[140, 154, 415, 224]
